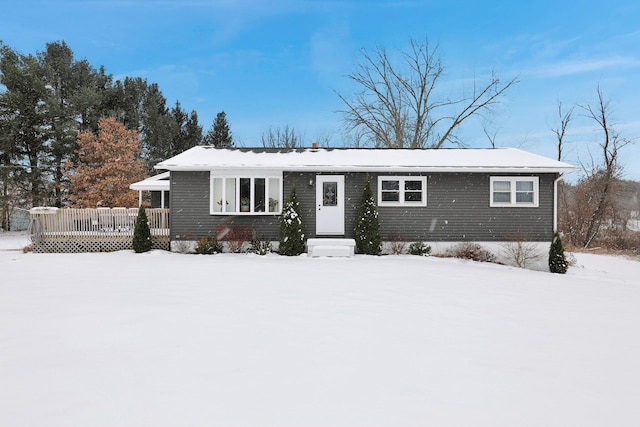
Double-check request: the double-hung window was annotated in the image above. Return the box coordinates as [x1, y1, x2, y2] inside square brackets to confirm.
[490, 176, 539, 207]
[378, 176, 427, 206]
[211, 172, 282, 215]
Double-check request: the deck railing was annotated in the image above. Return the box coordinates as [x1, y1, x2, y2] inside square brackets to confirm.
[30, 207, 170, 253]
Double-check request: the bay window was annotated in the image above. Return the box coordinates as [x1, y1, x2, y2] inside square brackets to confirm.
[211, 173, 282, 214]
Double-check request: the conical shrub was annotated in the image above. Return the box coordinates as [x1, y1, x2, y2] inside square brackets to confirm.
[132, 205, 152, 253]
[549, 231, 568, 274]
[354, 177, 381, 255]
[278, 185, 305, 256]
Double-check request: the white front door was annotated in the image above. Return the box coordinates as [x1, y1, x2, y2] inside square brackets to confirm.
[316, 175, 345, 235]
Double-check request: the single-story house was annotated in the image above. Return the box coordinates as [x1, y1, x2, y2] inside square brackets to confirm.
[153, 146, 574, 256]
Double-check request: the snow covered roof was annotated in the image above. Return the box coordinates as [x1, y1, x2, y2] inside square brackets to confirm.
[155, 147, 575, 174]
[129, 172, 170, 191]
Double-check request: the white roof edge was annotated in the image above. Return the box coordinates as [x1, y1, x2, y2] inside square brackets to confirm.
[155, 165, 575, 174]
[129, 171, 171, 191]
[153, 147, 576, 174]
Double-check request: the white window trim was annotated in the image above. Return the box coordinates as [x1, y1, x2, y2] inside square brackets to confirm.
[377, 176, 427, 207]
[490, 176, 539, 207]
[210, 171, 283, 215]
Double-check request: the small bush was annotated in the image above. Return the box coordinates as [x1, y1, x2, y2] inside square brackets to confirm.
[217, 225, 251, 253]
[195, 236, 223, 254]
[408, 242, 431, 256]
[173, 239, 193, 254]
[502, 238, 543, 269]
[248, 231, 272, 255]
[388, 236, 408, 255]
[450, 242, 496, 263]
[22, 244, 34, 253]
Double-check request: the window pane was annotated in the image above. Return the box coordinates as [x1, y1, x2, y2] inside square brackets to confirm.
[212, 178, 224, 212]
[516, 192, 533, 203]
[225, 178, 236, 212]
[240, 178, 251, 212]
[268, 178, 280, 212]
[493, 181, 510, 191]
[405, 180, 422, 191]
[381, 180, 399, 191]
[493, 192, 511, 203]
[254, 178, 266, 212]
[404, 191, 422, 202]
[381, 191, 400, 202]
[516, 181, 533, 191]
[323, 182, 337, 206]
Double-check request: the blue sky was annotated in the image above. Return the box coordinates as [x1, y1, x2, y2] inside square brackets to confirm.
[2, 0, 639, 180]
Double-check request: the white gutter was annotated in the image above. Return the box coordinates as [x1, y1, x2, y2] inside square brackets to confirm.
[156, 165, 576, 174]
[553, 172, 570, 232]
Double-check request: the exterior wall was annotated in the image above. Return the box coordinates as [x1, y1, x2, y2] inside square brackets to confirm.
[375, 172, 557, 241]
[170, 171, 280, 241]
[169, 170, 558, 243]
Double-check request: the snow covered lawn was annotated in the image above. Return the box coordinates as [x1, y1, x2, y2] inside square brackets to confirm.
[1, 233, 640, 426]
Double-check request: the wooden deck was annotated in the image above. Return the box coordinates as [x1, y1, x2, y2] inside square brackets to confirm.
[30, 208, 170, 253]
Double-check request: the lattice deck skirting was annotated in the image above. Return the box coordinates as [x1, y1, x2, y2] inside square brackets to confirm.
[33, 234, 170, 253]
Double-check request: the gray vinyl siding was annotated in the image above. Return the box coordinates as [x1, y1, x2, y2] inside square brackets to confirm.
[374, 172, 557, 241]
[169, 171, 280, 241]
[170, 170, 558, 242]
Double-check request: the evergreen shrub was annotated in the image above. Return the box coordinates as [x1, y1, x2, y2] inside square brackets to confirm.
[354, 177, 382, 255]
[248, 231, 272, 255]
[278, 185, 305, 256]
[549, 231, 569, 274]
[408, 242, 431, 256]
[195, 236, 223, 254]
[132, 205, 152, 253]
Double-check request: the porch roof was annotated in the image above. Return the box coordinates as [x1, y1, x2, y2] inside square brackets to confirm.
[129, 172, 170, 191]
[155, 147, 575, 174]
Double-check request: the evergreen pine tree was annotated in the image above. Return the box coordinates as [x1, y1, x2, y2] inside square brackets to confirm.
[132, 205, 152, 253]
[204, 111, 233, 147]
[278, 185, 305, 256]
[354, 177, 382, 255]
[549, 231, 568, 274]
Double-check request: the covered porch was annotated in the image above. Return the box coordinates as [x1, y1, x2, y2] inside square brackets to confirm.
[129, 172, 170, 208]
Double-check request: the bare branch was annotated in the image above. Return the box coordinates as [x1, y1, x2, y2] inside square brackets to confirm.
[260, 125, 304, 148]
[550, 101, 574, 161]
[337, 36, 517, 149]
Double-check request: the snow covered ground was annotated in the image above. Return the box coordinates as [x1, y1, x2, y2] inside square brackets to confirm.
[1, 231, 640, 427]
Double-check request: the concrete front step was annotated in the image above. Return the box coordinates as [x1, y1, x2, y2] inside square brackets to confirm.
[307, 238, 356, 258]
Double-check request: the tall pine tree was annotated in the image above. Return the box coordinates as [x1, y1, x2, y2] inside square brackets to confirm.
[354, 177, 382, 255]
[204, 111, 233, 147]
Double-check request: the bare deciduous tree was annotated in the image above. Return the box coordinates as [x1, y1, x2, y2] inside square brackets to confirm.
[577, 87, 632, 247]
[337, 37, 517, 149]
[261, 125, 303, 148]
[551, 101, 574, 162]
[560, 86, 634, 248]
